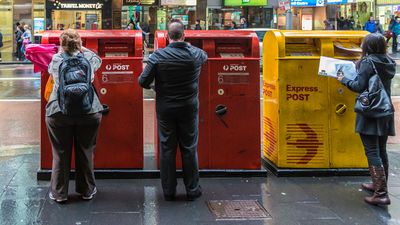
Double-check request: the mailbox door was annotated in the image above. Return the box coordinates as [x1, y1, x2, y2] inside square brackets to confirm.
[278, 59, 330, 168]
[208, 59, 261, 169]
[93, 58, 143, 169]
[328, 78, 367, 168]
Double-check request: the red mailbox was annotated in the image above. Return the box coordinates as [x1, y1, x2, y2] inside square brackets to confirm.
[40, 30, 143, 170]
[154, 31, 261, 169]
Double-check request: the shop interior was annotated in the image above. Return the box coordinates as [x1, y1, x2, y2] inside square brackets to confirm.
[51, 10, 102, 30]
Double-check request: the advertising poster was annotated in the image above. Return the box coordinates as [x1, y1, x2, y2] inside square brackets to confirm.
[157, 10, 167, 30]
[357, 2, 372, 26]
[301, 15, 313, 30]
[33, 18, 45, 34]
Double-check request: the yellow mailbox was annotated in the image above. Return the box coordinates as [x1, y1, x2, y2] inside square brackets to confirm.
[262, 30, 369, 175]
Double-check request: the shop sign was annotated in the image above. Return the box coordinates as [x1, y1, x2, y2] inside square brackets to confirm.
[52, 1, 104, 9]
[326, 0, 349, 4]
[291, 0, 324, 6]
[161, 0, 196, 6]
[224, 0, 267, 6]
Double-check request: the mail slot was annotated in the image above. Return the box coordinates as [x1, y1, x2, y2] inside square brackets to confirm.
[262, 30, 369, 172]
[40, 30, 144, 170]
[154, 30, 261, 169]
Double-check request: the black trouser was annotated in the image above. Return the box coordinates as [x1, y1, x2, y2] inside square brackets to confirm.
[46, 112, 102, 199]
[360, 134, 388, 167]
[157, 106, 200, 196]
[393, 34, 398, 52]
[16, 43, 23, 59]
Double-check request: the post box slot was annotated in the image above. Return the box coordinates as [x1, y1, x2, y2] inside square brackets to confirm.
[98, 40, 135, 58]
[285, 38, 320, 56]
[214, 39, 250, 58]
[333, 39, 362, 58]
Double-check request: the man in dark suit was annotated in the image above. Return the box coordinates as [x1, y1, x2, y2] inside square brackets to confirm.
[139, 20, 207, 201]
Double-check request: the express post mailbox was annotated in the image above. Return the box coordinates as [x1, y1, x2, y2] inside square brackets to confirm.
[262, 30, 369, 175]
[39, 30, 143, 174]
[154, 30, 261, 170]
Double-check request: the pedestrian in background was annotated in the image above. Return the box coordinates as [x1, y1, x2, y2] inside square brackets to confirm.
[391, 17, 400, 52]
[15, 22, 24, 61]
[240, 18, 248, 29]
[337, 33, 395, 206]
[21, 24, 32, 61]
[229, 21, 237, 30]
[46, 29, 103, 203]
[324, 20, 334, 30]
[139, 20, 207, 201]
[364, 16, 377, 33]
[375, 20, 384, 35]
[195, 19, 202, 30]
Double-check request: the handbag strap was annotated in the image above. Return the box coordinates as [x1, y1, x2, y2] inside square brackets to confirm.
[367, 57, 379, 75]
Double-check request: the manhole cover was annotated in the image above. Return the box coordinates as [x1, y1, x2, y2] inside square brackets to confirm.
[207, 200, 271, 220]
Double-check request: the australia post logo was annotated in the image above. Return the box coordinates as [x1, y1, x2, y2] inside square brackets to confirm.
[222, 64, 247, 72]
[105, 63, 130, 71]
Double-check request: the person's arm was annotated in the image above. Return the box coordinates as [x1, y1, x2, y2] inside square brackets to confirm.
[339, 60, 372, 93]
[138, 52, 157, 89]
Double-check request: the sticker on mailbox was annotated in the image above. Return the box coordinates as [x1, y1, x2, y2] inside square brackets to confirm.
[217, 63, 250, 84]
[102, 62, 134, 84]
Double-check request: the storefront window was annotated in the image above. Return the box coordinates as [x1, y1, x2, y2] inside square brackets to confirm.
[207, 8, 224, 30]
[0, 0, 13, 62]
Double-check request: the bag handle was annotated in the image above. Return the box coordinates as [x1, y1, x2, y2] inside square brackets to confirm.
[367, 57, 394, 107]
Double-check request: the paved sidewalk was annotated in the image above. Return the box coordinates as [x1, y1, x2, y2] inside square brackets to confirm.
[0, 146, 400, 225]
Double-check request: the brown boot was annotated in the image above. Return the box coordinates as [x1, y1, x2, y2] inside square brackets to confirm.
[361, 163, 389, 192]
[364, 166, 391, 205]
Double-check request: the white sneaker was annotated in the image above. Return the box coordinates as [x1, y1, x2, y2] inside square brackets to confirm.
[82, 187, 97, 200]
[49, 192, 67, 203]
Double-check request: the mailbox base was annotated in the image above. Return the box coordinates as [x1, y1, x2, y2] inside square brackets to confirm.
[37, 169, 268, 180]
[262, 158, 369, 177]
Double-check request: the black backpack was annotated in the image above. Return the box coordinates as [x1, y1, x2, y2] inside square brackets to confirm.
[58, 53, 94, 116]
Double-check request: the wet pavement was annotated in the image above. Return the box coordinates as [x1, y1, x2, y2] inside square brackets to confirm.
[1, 64, 400, 224]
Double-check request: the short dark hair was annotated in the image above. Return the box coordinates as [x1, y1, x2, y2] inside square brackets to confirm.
[362, 33, 386, 57]
[168, 20, 184, 41]
[16, 22, 20, 26]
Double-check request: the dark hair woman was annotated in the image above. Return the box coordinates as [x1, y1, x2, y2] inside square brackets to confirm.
[337, 33, 395, 206]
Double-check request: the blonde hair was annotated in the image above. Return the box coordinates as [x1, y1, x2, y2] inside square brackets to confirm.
[60, 29, 82, 55]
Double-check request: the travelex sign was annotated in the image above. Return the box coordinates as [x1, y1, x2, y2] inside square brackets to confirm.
[290, 0, 324, 6]
[52, 1, 104, 9]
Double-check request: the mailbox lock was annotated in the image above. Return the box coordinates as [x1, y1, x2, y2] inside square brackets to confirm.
[337, 87, 344, 95]
[100, 88, 107, 95]
[215, 105, 228, 116]
[335, 103, 347, 115]
[218, 89, 224, 96]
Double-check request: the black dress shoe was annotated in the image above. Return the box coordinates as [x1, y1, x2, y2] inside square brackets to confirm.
[187, 190, 202, 201]
[164, 194, 176, 201]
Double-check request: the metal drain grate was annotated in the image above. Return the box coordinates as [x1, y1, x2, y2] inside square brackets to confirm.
[207, 200, 271, 220]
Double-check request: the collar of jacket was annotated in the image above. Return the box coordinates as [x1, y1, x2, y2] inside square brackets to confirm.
[167, 41, 189, 48]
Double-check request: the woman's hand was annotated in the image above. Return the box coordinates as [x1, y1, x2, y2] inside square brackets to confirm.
[337, 71, 345, 82]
